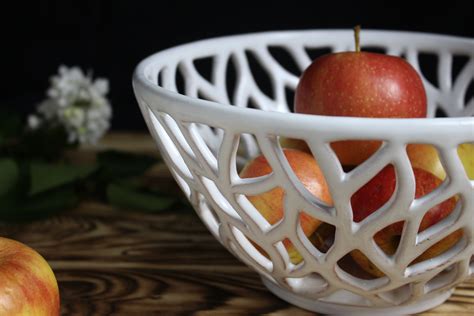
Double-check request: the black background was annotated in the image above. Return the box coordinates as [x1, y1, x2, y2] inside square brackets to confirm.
[1, 1, 473, 130]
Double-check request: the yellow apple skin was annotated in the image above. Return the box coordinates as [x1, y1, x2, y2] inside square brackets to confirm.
[458, 143, 474, 180]
[0, 237, 60, 316]
[240, 149, 333, 264]
[407, 144, 446, 180]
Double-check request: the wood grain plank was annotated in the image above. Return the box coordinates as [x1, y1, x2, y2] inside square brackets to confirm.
[0, 133, 472, 315]
[1, 202, 472, 315]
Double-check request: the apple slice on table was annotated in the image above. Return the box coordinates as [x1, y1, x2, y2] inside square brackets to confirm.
[240, 149, 332, 264]
[0, 237, 60, 316]
[349, 166, 459, 277]
[294, 26, 427, 167]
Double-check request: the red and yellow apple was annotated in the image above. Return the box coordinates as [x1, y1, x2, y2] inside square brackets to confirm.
[458, 143, 474, 180]
[349, 165, 459, 277]
[406, 142, 474, 182]
[294, 28, 427, 166]
[407, 144, 446, 180]
[240, 149, 333, 263]
[0, 237, 60, 316]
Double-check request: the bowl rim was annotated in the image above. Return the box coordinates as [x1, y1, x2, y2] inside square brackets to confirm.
[133, 29, 474, 137]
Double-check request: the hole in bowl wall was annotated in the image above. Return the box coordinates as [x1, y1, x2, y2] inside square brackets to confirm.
[361, 46, 387, 54]
[457, 143, 474, 180]
[285, 86, 296, 112]
[175, 65, 186, 95]
[452, 55, 470, 84]
[274, 238, 305, 267]
[418, 52, 439, 88]
[406, 143, 447, 183]
[304, 47, 332, 62]
[225, 55, 238, 105]
[245, 49, 275, 99]
[342, 251, 384, 280]
[193, 56, 214, 83]
[330, 139, 385, 170]
[464, 79, 474, 109]
[267, 46, 302, 77]
[372, 221, 406, 259]
[236, 133, 260, 165]
[279, 136, 310, 153]
[435, 107, 448, 118]
[157, 69, 164, 87]
[308, 222, 336, 254]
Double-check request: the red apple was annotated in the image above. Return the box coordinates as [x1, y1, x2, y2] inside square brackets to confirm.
[349, 166, 458, 276]
[240, 149, 333, 263]
[294, 27, 427, 166]
[0, 237, 60, 315]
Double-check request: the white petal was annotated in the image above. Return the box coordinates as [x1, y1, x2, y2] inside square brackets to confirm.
[27, 115, 42, 129]
[93, 78, 109, 95]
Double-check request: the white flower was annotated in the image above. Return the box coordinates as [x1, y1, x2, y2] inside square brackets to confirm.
[27, 115, 42, 130]
[28, 65, 112, 145]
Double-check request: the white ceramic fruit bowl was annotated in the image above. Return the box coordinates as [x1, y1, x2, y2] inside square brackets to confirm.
[133, 30, 474, 315]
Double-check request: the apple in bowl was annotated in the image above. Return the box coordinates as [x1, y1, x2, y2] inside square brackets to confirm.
[294, 26, 427, 166]
[240, 149, 332, 264]
[350, 166, 460, 277]
[0, 237, 60, 316]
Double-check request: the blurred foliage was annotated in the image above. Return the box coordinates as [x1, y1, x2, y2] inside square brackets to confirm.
[0, 111, 179, 221]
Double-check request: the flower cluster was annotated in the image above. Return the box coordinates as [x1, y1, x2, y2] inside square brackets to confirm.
[29, 65, 112, 144]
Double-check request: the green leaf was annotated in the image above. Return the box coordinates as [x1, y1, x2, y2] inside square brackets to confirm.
[30, 162, 98, 195]
[98, 150, 157, 180]
[0, 159, 19, 197]
[107, 182, 175, 212]
[0, 186, 78, 222]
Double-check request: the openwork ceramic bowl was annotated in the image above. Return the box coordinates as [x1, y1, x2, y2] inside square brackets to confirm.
[133, 30, 474, 315]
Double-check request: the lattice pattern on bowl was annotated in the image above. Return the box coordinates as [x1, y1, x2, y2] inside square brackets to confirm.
[133, 30, 474, 310]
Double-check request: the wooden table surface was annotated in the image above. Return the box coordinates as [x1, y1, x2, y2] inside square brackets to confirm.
[1, 133, 473, 315]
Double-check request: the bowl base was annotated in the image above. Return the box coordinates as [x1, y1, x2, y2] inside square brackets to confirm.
[261, 277, 453, 315]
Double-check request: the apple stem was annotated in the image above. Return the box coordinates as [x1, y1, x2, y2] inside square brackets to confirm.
[354, 25, 361, 53]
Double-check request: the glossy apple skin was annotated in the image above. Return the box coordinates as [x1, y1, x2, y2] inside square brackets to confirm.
[240, 149, 333, 263]
[407, 144, 446, 180]
[295, 52, 427, 166]
[350, 166, 458, 277]
[458, 143, 474, 180]
[0, 237, 60, 316]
